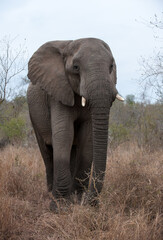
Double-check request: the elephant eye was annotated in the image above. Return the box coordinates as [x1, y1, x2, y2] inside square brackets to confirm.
[110, 64, 113, 74]
[73, 64, 80, 73]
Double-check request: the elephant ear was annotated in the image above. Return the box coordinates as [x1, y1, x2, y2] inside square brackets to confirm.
[28, 41, 74, 106]
[101, 40, 117, 85]
[111, 59, 117, 85]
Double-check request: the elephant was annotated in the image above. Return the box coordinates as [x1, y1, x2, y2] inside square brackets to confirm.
[27, 38, 124, 210]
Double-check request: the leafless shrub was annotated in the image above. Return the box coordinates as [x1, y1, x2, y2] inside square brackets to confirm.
[139, 14, 163, 103]
[0, 36, 27, 105]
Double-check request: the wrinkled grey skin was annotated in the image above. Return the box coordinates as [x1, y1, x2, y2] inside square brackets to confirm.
[27, 38, 118, 210]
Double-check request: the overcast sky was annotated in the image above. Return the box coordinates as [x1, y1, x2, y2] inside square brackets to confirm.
[1, 0, 162, 100]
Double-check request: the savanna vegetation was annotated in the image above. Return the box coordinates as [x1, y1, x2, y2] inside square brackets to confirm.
[0, 94, 162, 240]
[0, 15, 163, 240]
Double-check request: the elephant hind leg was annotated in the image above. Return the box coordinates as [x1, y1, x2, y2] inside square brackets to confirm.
[43, 144, 53, 191]
[73, 121, 93, 194]
[70, 145, 77, 178]
[34, 128, 53, 192]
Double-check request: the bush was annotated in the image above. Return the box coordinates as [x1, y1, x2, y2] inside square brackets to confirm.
[109, 123, 130, 146]
[110, 99, 163, 148]
[0, 117, 26, 141]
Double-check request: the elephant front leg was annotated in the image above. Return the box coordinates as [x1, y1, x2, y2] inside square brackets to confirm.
[51, 113, 74, 200]
[52, 146, 73, 198]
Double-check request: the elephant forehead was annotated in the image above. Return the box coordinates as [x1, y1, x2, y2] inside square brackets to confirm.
[73, 38, 105, 46]
[66, 38, 109, 55]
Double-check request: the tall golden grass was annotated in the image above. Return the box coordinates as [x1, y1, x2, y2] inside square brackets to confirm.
[0, 144, 162, 240]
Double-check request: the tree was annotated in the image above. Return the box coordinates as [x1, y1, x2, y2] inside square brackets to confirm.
[126, 94, 135, 105]
[0, 36, 27, 104]
[139, 14, 163, 103]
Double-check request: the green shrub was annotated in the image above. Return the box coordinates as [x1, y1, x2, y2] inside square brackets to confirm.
[1, 117, 26, 141]
[109, 123, 130, 145]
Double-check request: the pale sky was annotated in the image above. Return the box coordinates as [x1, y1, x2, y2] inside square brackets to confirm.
[0, 0, 162, 100]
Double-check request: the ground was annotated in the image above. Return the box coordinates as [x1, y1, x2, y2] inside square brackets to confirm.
[0, 143, 163, 240]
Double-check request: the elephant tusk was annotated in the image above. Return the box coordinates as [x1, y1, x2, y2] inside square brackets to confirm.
[116, 94, 124, 102]
[81, 97, 86, 107]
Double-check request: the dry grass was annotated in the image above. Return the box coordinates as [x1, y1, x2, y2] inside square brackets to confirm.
[0, 143, 162, 240]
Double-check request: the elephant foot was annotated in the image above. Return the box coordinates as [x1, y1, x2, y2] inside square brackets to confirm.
[49, 198, 72, 214]
[49, 200, 59, 213]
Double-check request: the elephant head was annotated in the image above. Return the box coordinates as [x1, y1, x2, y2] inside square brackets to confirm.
[28, 38, 123, 201]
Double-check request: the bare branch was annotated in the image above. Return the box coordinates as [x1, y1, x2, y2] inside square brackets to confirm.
[150, 14, 163, 30]
[0, 36, 27, 104]
[139, 15, 163, 103]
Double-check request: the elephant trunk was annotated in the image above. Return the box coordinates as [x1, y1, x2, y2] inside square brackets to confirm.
[90, 110, 109, 195]
[87, 77, 112, 201]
